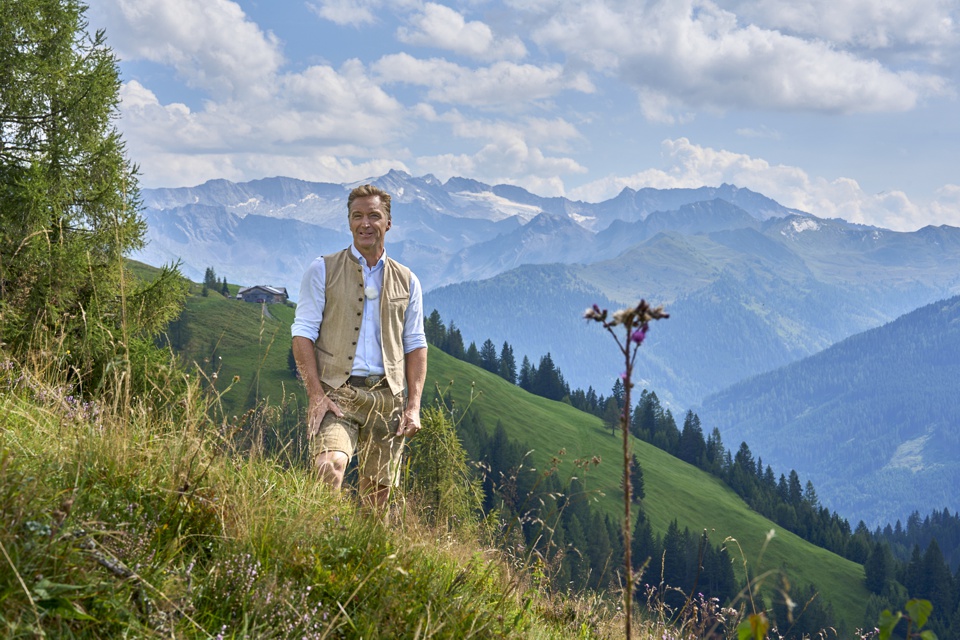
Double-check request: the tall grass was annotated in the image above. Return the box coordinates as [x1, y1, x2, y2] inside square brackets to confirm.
[0, 345, 628, 638]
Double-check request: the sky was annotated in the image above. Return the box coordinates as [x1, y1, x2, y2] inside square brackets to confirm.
[83, 0, 960, 231]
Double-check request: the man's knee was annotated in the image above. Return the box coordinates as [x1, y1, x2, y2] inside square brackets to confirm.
[315, 450, 349, 487]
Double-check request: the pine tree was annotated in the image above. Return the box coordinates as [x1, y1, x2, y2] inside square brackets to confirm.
[631, 506, 659, 585]
[864, 540, 891, 594]
[498, 341, 517, 384]
[479, 338, 499, 373]
[221, 276, 229, 296]
[920, 539, 954, 620]
[563, 514, 590, 590]
[445, 321, 465, 359]
[465, 341, 480, 366]
[629, 454, 645, 501]
[203, 267, 218, 288]
[788, 470, 803, 506]
[533, 353, 566, 401]
[424, 309, 445, 346]
[678, 410, 706, 465]
[611, 378, 625, 408]
[518, 356, 534, 391]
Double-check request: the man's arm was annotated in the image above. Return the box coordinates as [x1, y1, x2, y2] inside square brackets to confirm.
[292, 335, 342, 437]
[397, 346, 427, 437]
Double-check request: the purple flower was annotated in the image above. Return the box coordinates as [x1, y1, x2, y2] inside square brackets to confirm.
[630, 327, 646, 344]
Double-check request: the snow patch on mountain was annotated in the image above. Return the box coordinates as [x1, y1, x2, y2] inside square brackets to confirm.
[885, 434, 932, 472]
[791, 218, 820, 233]
[448, 190, 542, 223]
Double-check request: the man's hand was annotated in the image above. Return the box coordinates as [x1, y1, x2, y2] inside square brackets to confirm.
[307, 393, 343, 439]
[397, 405, 421, 438]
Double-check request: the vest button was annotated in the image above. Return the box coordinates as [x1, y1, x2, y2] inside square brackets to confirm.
[356, 312, 361, 316]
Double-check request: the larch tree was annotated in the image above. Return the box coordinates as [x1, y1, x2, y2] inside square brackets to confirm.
[0, 0, 185, 393]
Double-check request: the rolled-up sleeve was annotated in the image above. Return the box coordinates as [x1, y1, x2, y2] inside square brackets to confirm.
[402, 272, 427, 353]
[291, 258, 326, 341]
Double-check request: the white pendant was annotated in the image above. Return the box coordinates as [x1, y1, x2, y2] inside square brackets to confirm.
[364, 285, 379, 300]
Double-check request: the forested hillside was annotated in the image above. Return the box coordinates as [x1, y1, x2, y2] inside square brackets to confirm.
[699, 295, 960, 527]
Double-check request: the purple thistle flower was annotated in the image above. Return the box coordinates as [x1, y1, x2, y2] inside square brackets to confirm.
[631, 327, 646, 344]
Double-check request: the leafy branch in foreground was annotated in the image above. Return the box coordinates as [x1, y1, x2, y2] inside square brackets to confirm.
[584, 299, 668, 640]
[878, 599, 938, 640]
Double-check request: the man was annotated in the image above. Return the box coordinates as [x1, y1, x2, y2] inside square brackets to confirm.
[291, 184, 427, 509]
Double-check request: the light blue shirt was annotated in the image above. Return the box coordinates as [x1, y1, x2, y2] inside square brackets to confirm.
[291, 246, 426, 377]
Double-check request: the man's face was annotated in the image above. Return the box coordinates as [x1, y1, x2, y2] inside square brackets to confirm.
[349, 195, 391, 259]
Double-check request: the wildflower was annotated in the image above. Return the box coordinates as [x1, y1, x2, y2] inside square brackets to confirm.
[233, 375, 240, 382]
[583, 304, 607, 322]
[631, 328, 646, 344]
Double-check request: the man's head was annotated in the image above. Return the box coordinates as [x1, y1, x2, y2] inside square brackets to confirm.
[347, 184, 391, 220]
[347, 184, 392, 262]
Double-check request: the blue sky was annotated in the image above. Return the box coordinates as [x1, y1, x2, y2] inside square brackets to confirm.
[84, 0, 960, 230]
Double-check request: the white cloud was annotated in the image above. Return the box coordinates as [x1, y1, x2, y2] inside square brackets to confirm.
[373, 53, 594, 107]
[88, 0, 283, 99]
[414, 114, 586, 196]
[568, 138, 956, 231]
[530, 0, 948, 118]
[720, 0, 958, 50]
[397, 3, 527, 61]
[929, 185, 960, 227]
[306, 0, 380, 26]
[736, 125, 782, 139]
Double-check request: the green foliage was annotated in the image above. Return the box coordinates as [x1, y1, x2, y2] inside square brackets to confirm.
[879, 599, 938, 640]
[405, 404, 483, 531]
[0, 0, 186, 396]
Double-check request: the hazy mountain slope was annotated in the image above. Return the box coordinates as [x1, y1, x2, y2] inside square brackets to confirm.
[697, 295, 960, 527]
[425, 218, 958, 408]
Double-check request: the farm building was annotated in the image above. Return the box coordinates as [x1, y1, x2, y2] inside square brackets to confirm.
[237, 285, 288, 304]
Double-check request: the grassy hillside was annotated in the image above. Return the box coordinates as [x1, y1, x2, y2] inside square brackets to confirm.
[161, 282, 301, 419]
[0, 353, 614, 639]
[161, 271, 872, 630]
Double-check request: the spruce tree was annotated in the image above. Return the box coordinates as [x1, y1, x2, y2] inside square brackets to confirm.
[498, 341, 517, 384]
[479, 338, 499, 373]
[864, 540, 890, 594]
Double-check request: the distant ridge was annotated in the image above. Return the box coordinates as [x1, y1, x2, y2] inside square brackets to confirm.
[698, 295, 960, 526]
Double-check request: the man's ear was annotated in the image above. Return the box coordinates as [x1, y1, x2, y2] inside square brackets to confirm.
[386, 216, 392, 231]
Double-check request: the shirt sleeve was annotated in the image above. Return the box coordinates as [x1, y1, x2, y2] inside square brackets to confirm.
[290, 257, 326, 341]
[402, 271, 427, 353]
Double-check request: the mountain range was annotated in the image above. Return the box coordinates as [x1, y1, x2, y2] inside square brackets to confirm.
[138, 170, 960, 405]
[138, 171, 960, 525]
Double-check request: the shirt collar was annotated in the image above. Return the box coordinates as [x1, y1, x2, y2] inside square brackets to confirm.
[350, 244, 386, 269]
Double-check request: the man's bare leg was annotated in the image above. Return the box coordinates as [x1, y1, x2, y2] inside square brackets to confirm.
[315, 450, 349, 490]
[358, 477, 392, 520]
